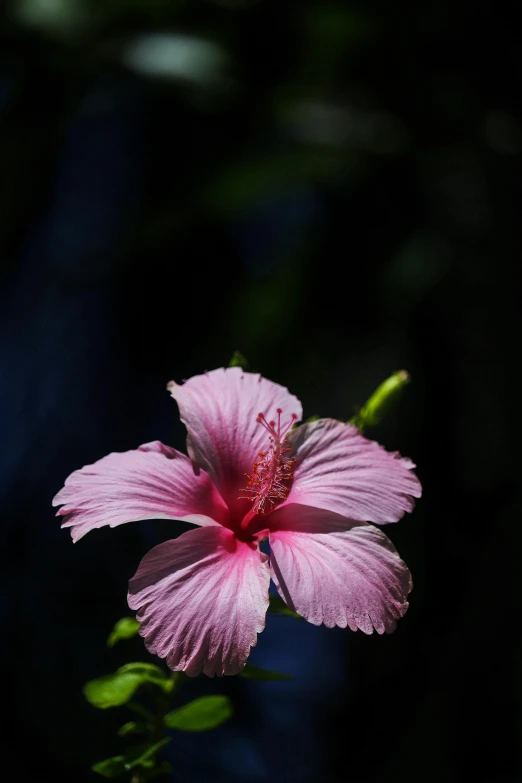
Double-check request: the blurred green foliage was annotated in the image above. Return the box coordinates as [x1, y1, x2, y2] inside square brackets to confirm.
[92, 739, 172, 779]
[163, 695, 232, 732]
[107, 617, 141, 648]
[240, 663, 294, 681]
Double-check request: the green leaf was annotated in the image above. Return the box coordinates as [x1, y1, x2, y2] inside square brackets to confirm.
[133, 738, 171, 767]
[117, 662, 167, 679]
[92, 755, 128, 778]
[92, 739, 171, 778]
[164, 695, 232, 732]
[240, 663, 293, 681]
[268, 594, 303, 619]
[305, 414, 319, 422]
[228, 350, 249, 370]
[107, 616, 140, 648]
[117, 721, 148, 737]
[84, 663, 170, 709]
[167, 671, 182, 692]
[84, 673, 144, 710]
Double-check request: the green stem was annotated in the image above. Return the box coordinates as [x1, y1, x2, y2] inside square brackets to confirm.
[126, 677, 181, 781]
[127, 701, 156, 724]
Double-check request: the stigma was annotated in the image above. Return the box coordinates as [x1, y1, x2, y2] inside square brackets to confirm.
[239, 408, 298, 515]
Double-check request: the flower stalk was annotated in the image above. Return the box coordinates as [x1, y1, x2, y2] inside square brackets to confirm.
[350, 370, 410, 432]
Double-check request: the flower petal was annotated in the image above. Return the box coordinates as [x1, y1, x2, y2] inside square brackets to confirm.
[167, 368, 302, 515]
[128, 526, 270, 677]
[285, 419, 421, 524]
[263, 502, 359, 534]
[53, 441, 230, 542]
[269, 517, 412, 633]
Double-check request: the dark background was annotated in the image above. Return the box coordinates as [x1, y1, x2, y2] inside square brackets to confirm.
[1, 1, 520, 781]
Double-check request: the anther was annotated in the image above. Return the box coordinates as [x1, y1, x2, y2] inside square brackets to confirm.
[238, 408, 298, 515]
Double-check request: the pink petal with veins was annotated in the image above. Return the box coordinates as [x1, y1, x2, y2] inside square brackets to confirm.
[270, 513, 412, 633]
[168, 367, 302, 516]
[53, 441, 230, 542]
[128, 526, 270, 676]
[285, 419, 421, 524]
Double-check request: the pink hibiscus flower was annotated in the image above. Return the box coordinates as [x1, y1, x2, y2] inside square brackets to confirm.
[53, 368, 421, 677]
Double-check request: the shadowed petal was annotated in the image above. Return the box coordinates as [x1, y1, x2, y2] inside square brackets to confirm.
[167, 367, 302, 515]
[53, 441, 230, 542]
[270, 517, 412, 633]
[285, 419, 421, 524]
[128, 526, 270, 677]
[263, 502, 361, 534]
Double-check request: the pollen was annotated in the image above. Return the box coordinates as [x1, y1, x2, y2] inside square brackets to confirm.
[238, 409, 298, 515]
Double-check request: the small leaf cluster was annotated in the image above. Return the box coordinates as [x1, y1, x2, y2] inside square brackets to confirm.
[87, 615, 293, 779]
